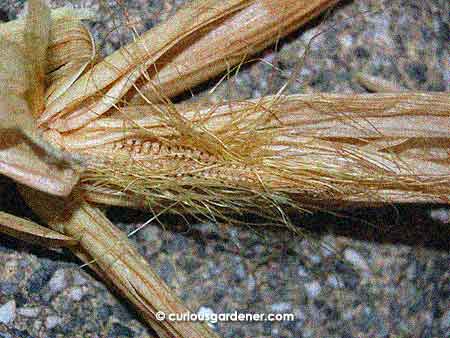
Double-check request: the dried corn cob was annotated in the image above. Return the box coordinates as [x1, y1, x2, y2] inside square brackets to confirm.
[0, 0, 448, 337]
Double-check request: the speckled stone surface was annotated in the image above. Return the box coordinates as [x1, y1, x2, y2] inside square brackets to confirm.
[0, 1, 449, 337]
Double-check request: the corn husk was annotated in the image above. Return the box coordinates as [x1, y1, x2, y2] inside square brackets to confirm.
[38, 0, 256, 131]
[129, 0, 340, 104]
[0, 211, 78, 248]
[37, 0, 339, 132]
[23, 0, 50, 117]
[0, 6, 95, 107]
[1, 2, 217, 336]
[1, 0, 448, 337]
[48, 92, 449, 225]
[0, 11, 79, 196]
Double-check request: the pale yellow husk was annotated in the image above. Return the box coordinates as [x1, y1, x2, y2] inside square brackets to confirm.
[66, 92, 449, 225]
[37, 0, 339, 132]
[0, 6, 80, 196]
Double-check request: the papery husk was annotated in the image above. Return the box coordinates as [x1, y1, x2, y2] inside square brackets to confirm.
[23, 0, 50, 117]
[0, 19, 79, 196]
[0, 7, 94, 40]
[38, 0, 339, 132]
[2, 3, 215, 337]
[0, 6, 96, 107]
[129, 0, 340, 104]
[57, 92, 450, 147]
[2, 1, 448, 337]
[19, 186, 219, 338]
[48, 92, 449, 224]
[45, 14, 96, 105]
[0, 211, 78, 248]
[0, 0, 94, 194]
[0, 127, 80, 196]
[38, 0, 257, 130]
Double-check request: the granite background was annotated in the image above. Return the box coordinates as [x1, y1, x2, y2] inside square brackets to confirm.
[0, 0, 449, 337]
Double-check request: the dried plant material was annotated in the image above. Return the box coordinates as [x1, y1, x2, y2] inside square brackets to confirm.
[55, 92, 449, 222]
[0, 211, 78, 248]
[0, 6, 96, 106]
[38, 0, 339, 132]
[0, 31, 79, 196]
[0, 7, 94, 39]
[0, 40, 28, 99]
[0, 0, 449, 337]
[62, 92, 450, 145]
[38, 0, 255, 131]
[45, 13, 96, 105]
[19, 186, 219, 338]
[355, 72, 407, 92]
[23, 0, 50, 117]
[129, 0, 340, 104]
[0, 129, 80, 196]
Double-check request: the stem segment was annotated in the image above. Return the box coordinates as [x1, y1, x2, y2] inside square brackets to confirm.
[19, 186, 219, 338]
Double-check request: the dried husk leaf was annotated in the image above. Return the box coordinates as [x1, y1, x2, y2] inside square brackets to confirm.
[0, 34, 79, 196]
[58, 92, 450, 147]
[0, 39, 29, 97]
[39, 0, 256, 131]
[45, 16, 96, 104]
[0, 6, 96, 106]
[0, 129, 80, 196]
[130, 0, 340, 104]
[55, 92, 450, 218]
[38, 0, 339, 133]
[0, 211, 78, 248]
[23, 0, 51, 117]
[0, 7, 94, 41]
